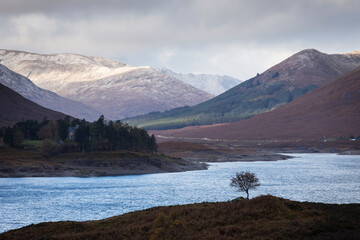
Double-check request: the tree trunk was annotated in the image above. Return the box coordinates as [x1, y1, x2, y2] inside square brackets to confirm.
[246, 190, 249, 199]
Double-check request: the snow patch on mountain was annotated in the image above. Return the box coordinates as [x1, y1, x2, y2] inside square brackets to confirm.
[158, 68, 241, 95]
[0, 50, 213, 119]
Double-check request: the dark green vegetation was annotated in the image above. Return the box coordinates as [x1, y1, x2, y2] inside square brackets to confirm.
[0, 116, 164, 177]
[1, 195, 359, 240]
[126, 75, 317, 130]
[0, 115, 157, 155]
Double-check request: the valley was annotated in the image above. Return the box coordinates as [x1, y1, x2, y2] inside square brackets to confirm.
[127, 49, 360, 130]
[150, 66, 360, 142]
[1, 47, 359, 239]
[1, 47, 360, 177]
[1, 2, 360, 239]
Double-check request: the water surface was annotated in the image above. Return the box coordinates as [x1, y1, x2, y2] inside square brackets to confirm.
[0, 153, 359, 233]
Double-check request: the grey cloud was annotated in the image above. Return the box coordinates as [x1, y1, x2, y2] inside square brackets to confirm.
[2, 0, 360, 44]
[0, 0, 359, 79]
[0, 0, 169, 16]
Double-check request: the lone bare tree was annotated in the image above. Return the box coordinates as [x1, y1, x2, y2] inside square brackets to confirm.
[230, 171, 260, 199]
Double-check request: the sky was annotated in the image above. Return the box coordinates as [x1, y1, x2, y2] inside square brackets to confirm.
[0, 0, 359, 80]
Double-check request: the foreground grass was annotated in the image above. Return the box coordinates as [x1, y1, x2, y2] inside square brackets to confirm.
[1, 195, 359, 240]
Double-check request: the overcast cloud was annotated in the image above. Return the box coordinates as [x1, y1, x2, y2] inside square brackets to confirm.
[0, 0, 359, 80]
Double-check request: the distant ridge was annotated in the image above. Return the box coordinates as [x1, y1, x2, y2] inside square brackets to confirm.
[0, 83, 66, 126]
[153, 66, 360, 141]
[0, 49, 213, 119]
[126, 49, 360, 130]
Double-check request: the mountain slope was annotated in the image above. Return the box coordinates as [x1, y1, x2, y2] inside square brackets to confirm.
[0, 64, 101, 121]
[59, 67, 214, 119]
[126, 49, 360, 130]
[0, 83, 66, 126]
[0, 50, 213, 119]
[159, 67, 241, 95]
[153, 67, 360, 141]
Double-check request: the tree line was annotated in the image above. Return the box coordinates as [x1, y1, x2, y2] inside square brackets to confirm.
[0, 115, 157, 153]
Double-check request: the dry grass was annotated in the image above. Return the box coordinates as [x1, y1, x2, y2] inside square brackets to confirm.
[1, 195, 359, 240]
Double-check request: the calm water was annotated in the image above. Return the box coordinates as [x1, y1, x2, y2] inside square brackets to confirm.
[0, 153, 359, 233]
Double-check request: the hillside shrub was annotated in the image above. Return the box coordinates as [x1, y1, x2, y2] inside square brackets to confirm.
[41, 138, 53, 157]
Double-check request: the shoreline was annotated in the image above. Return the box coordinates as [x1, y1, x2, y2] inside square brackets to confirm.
[0, 148, 208, 178]
[0, 151, 292, 178]
[1, 139, 358, 178]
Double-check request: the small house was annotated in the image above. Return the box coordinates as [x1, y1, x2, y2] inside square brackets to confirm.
[68, 126, 79, 139]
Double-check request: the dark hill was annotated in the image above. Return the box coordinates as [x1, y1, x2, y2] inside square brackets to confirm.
[0, 83, 66, 126]
[127, 49, 360, 130]
[1, 195, 359, 240]
[152, 66, 360, 141]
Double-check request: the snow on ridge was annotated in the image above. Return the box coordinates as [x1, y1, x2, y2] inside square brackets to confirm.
[158, 67, 241, 95]
[0, 50, 153, 86]
[340, 50, 360, 56]
[0, 49, 127, 68]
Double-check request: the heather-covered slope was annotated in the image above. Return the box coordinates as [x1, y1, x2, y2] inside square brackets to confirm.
[0, 64, 101, 121]
[127, 49, 360, 130]
[1, 195, 359, 240]
[0, 83, 66, 126]
[0, 50, 213, 119]
[153, 67, 360, 141]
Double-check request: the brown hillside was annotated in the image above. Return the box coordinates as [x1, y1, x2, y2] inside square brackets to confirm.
[153, 67, 360, 141]
[0, 83, 66, 126]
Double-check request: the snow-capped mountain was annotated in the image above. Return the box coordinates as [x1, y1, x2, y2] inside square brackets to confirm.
[0, 50, 214, 119]
[57, 67, 215, 119]
[0, 63, 101, 121]
[159, 68, 241, 95]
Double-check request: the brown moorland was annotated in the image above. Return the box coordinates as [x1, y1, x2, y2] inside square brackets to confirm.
[0, 144, 206, 178]
[1, 195, 359, 240]
[0, 83, 66, 127]
[152, 67, 360, 142]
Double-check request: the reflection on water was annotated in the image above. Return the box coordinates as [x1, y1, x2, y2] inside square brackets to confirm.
[0, 153, 359, 233]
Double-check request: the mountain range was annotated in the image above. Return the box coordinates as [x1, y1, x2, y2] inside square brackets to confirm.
[0, 50, 213, 119]
[158, 68, 241, 95]
[127, 49, 360, 130]
[152, 66, 360, 141]
[0, 83, 65, 126]
[0, 64, 101, 121]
